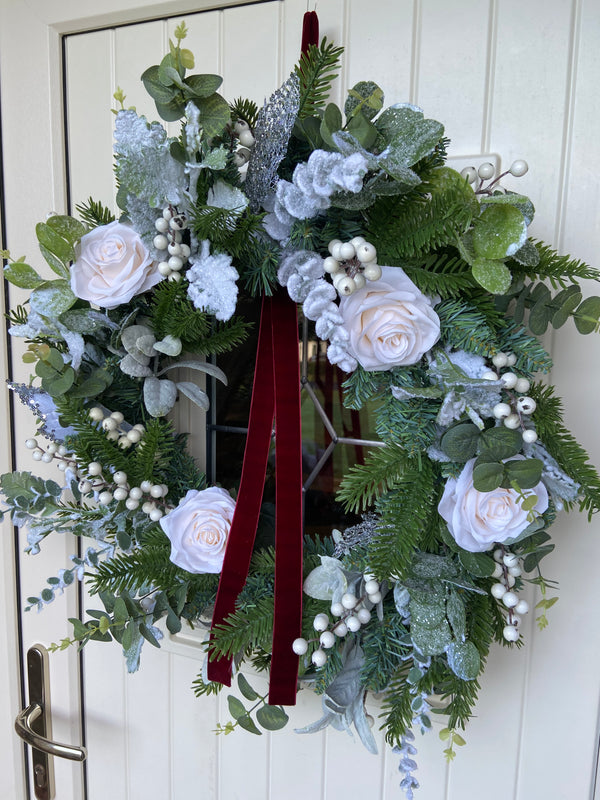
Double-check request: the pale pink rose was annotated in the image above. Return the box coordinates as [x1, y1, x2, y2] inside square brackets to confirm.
[160, 487, 235, 573]
[338, 266, 440, 371]
[438, 458, 548, 552]
[70, 221, 159, 309]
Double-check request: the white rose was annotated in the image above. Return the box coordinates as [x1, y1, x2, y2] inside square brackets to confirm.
[338, 266, 440, 371]
[438, 457, 549, 552]
[70, 221, 160, 309]
[160, 487, 235, 573]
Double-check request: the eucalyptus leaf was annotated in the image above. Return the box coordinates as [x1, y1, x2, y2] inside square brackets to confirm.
[227, 695, 248, 721]
[192, 93, 231, 139]
[141, 65, 179, 104]
[237, 714, 262, 735]
[176, 382, 210, 411]
[504, 457, 543, 490]
[153, 335, 182, 356]
[551, 285, 582, 329]
[440, 422, 480, 461]
[155, 98, 186, 122]
[478, 427, 522, 460]
[4, 261, 43, 289]
[157, 359, 227, 385]
[574, 296, 600, 334]
[143, 376, 178, 417]
[29, 282, 77, 317]
[446, 640, 480, 681]
[184, 74, 223, 98]
[120, 354, 153, 378]
[472, 461, 504, 492]
[256, 704, 289, 731]
[237, 673, 259, 701]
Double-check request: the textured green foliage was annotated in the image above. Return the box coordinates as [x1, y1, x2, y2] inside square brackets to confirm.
[295, 38, 344, 119]
[402, 253, 477, 299]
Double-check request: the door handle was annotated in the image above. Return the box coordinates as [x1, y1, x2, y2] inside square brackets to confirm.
[14, 644, 87, 800]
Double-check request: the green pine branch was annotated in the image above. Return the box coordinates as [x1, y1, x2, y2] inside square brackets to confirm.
[208, 596, 275, 660]
[337, 443, 413, 513]
[510, 241, 600, 288]
[295, 38, 344, 119]
[402, 252, 477, 299]
[75, 197, 115, 227]
[229, 97, 259, 129]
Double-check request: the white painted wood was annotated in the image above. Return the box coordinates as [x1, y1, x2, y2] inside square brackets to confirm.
[2, 0, 600, 798]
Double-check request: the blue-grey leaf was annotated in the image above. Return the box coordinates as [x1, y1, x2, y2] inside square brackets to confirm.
[176, 381, 210, 411]
[143, 376, 177, 417]
[157, 359, 227, 385]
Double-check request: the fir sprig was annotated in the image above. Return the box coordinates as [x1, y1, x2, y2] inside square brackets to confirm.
[295, 38, 344, 119]
[75, 197, 115, 227]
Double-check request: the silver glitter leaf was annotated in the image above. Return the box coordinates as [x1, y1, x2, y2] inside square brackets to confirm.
[245, 74, 300, 211]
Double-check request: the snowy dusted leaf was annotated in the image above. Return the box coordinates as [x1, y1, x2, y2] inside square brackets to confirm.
[446, 640, 481, 681]
[375, 104, 444, 165]
[122, 325, 154, 353]
[303, 556, 347, 600]
[345, 81, 384, 121]
[143, 377, 178, 417]
[157, 359, 227, 385]
[473, 205, 527, 260]
[411, 619, 452, 656]
[458, 551, 496, 578]
[45, 215, 87, 245]
[120, 354, 153, 378]
[136, 334, 158, 357]
[471, 258, 512, 295]
[176, 381, 210, 411]
[351, 692, 378, 754]
[29, 282, 77, 317]
[4, 261, 43, 289]
[446, 591, 466, 640]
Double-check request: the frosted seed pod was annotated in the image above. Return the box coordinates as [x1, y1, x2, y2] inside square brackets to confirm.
[350, 236, 366, 248]
[478, 162, 495, 180]
[482, 370, 499, 381]
[149, 508, 163, 522]
[328, 239, 342, 255]
[365, 579, 380, 595]
[126, 429, 142, 443]
[506, 353, 517, 366]
[503, 413, 521, 430]
[501, 372, 518, 389]
[337, 276, 357, 296]
[140, 480, 152, 493]
[492, 352, 508, 369]
[508, 566, 522, 577]
[333, 621, 348, 637]
[492, 563, 504, 579]
[346, 616, 361, 632]
[506, 574, 516, 588]
[142, 501, 155, 515]
[517, 396, 536, 415]
[88, 462, 102, 476]
[363, 263, 382, 281]
[238, 129, 255, 148]
[79, 480, 92, 493]
[233, 119, 250, 134]
[509, 159, 529, 177]
[323, 256, 341, 274]
[353, 273, 367, 290]
[129, 487, 143, 500]
[311, 649, 327, 667]
[319, 631, 336, 649]
[368, 591, 382, 604]
[330, 602, 344, 617]
[522, 429, 538, 444]
[460, 166, 478, 184]
[154, 217, 169, 233]
[113, 471, 127, 485]
[25, 438, 38, 449]
[169, 214, 187, 231]
[357, 608, 372, 624]
[180, 244, 191, 259]
[491, 583, 507, 599]
[106, 431, 120, 442]
[102, 417, 117, 432]
[313, 613, 330, 632]
[503, 625, 520, 642]
[158, 262, 171, 277]
[168, 242, 182, 257]
[32, 450, 43, 461]
[356, 242, 377, 263]
[515, 377, 530, 394]
[341, 593, 357, 610]
[113, 488, 128, 502]
[47, 443, 57, 455]
[292, 637, 308, 655]
[168, 255, 184, 271]
[502, 591, 519, 608]
[515, 599, 530, 615]
[339, 242, 356, 260]
[125, 498, 140, 511]
[153, 234, 168, 251]
[493, 402, 511, 419]
[168, 272, 182, 283]
[503, 552, 519, 568]
[98, 491, 113, 505]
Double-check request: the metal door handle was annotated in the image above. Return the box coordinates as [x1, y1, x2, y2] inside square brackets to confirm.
[14, 645, 86, 800]
[15, 702, 87, 761]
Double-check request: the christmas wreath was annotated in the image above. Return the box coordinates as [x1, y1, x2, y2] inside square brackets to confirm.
[3, 17, 600, 797]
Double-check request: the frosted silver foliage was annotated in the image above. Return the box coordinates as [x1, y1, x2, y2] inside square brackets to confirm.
[277, 250, 324, 303]
[186, 239, 239, 322]
[524, 441, 581, 503]
[245, 74, 300, 210]
[114, 110, 186, 208]
[8, 383, 76, 441]
[333, 514, 381, 556]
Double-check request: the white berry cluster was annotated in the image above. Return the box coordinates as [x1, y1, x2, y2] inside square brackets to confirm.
[460, 159, 529, 191]
[25, 438, 77, 472]
[490, 548, 529, 641]
[483, 352, 538, 444]
[292, 575, 382, 667]
[232, 120, 255, 168]
[88, 407, 146, 450]
[324, 237, 382, 297]
[79, 463, 170, 522]
[153, 205, 190, 281]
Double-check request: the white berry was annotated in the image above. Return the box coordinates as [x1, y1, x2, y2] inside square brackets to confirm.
[482, 370, 499, 381]
[126, 429, 142, 443]
[492, 352, 508, 368]
[32, 450, 42, 461]
[501, 372, 518, 389]
[140, 480, 152, 492]
[333, 622, 348, 637]
[516, 396, 536, 415]
[491, 583, 507, 599]
[323, 256, 341, 274]
[363, 263, 382, 281]
[98, 491, 113, 505]
[88, 462, 102, 476]
[25, 438, 38, 449]
[478, 162, 495, 180]
[356, 243, 377, 263]
[319, 631, 335, 649]
[341, 593, 357, 609]
[503, 625, 520, 642]
[150, 484, 164, 498]
[153, 234, 168, 250]
[503, 413, 521, 429]
[113, 488, 128, 502]
[238, 129, 255, 148]
[311, 649, 327, 667]
[522, 429, 538, 444]
[502, 591, 519, 608]
[330, 602, 344, 617]
[154, 217, 169, 233]
[149, 509, 163, 522]
[328, 239, 342, 255]
[365, 579, 380, 595]
[493, 402, 511, 419]
[460, 166, 478, 183]
[125, 498, 140, 511]
[350, 236, 366, 248]
[515, 378, 531, 394]
[313, 613, 329, 632]
[337, 276, 356, 296]
[492, 563, 504, 579]
[515, 599, 529, 615]
[503, 552, 519, 568]
[509, 159, 529, 177]
[113, 471, 127, 485]
[353, 273, 366, 290]
[292, 637, 308, 655]
[357, 608, 371, 624]
[339, 242, 356, 260]
[346, 616, 361, 632]
[368, 591, 382, 604]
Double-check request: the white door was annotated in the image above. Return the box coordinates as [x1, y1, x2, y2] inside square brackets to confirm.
[2, 1, 600, 798]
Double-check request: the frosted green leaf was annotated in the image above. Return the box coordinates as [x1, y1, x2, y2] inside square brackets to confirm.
[45, 215, 87, 244]
[447, 640, 480, 680]
[458, 551, 496, 577]
[411, 619, 452, 656]
[511, 238, 540, 267]
[446, 591, 466, 639]
[409, 591, 447, 629]
[143, 376, 178, 417]
[375, 104, 444, 165]
[345, 81, 384, 121]
[472, 257, 512, 294]
[473, 204, 527, 260]
[303, 556, 347, 600]
[120, 354, 153, 378]
[153, 335, 182, 357]
[29, 282, 77, 317]
[176, 381, 210, 411]
[4, 262, 43, 289]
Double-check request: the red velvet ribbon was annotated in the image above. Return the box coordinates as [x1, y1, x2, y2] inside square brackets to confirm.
[207, 12, 319, 706]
